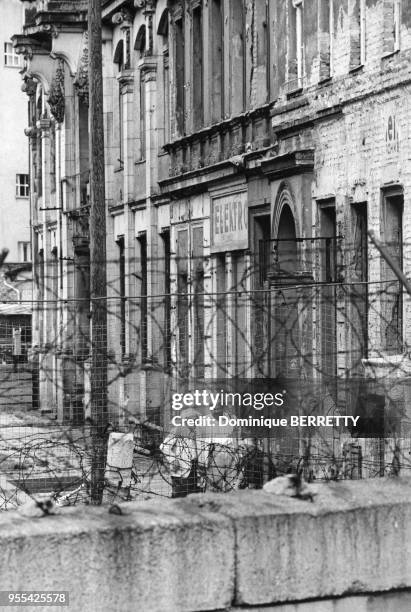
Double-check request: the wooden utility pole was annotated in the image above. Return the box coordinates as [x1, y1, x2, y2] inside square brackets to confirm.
[88, 0, 108, 504]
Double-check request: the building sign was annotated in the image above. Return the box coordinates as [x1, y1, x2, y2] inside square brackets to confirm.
[211, 192, 248, 252]
[385, 113, 400, 156]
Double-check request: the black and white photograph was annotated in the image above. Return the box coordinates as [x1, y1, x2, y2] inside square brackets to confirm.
[1, 0, 411, 610]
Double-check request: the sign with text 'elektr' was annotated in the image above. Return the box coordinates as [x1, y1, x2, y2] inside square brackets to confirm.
[211, 192, 248, 252]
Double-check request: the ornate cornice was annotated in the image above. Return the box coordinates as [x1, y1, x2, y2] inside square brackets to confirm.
[134, 0, 157, 11]
[48, 59, 65, 123]
[112, 8, 133, 26]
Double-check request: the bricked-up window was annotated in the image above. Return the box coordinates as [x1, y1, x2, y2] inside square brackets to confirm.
[192, 5, 204, 129]
[175, 17, 185, 135]
[137, 233, 148, 362]
[177, 229, 189, 378]
[349, 0, 366, 69]
[192, 226, 204, 380]
[211, 0, 224, 121]
[318, 0, 332, 80]
[383, 0, 401, 54]
[16, 174, 29, 198]
[381, 193, 403, 354]
[288, 0, 304, 89]
[4, 42, 20, 67]
[230, 0, 245, 115]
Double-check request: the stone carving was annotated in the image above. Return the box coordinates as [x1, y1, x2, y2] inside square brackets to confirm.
[14, 44, 33, 60]
[112, 8, 133, 25]
[74, 31, 89, 106]
[21, 76, 37, 98]
[48, 59, 65, 123]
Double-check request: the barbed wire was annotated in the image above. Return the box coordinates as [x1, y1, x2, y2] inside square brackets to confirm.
[0, 245, 410, 510]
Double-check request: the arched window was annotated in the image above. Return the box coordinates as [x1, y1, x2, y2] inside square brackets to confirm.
[135, 25, 146, 58]
[230, 0, 244, 115]
[114, 40, 124, 166]
[158, 10, 170, 143]
[157, 9, 169, 38]
[135, 25, 147, 160]
[113, 39, 124, 71]
[211, 0, 223, 121]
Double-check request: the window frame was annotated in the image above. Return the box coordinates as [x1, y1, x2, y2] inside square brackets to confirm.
[4, 42, 20, 68]
[16, 174, 29, 198]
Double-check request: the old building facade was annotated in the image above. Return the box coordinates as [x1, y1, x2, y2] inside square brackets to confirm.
[0, 0, 32, 372]
[12, 0, 411, 446]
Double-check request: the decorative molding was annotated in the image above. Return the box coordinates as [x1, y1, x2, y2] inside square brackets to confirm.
[38, 23, 60, 39]
[21, 76, 38, 99]
[48, 59, 65, 123]
[24, 126, 39, 139]
[134, 0, 157, 10]
[74, 31, 89, 106]
[112, 8, 133, 26]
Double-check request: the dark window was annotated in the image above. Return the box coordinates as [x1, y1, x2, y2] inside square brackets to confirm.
[381, 193, 403, 354]
[175, 18, 185, 135]
[216, 254, 227, 377]
[211, 0, 224, 121]
[177, 229, 189, 378]
[192, 226, 204, 380]
[118, 237, 126, 358]
[192, 5, 204, 129]
[138, 234, 148, 362]
[383, 0, 401, 54]
[349, 0, 366, 69]
[230, 0, 244, 114]
[162, 230, 171, 369]
[351, 203, 368, 360]
[139, 73, 146, 160]
[320, 203, 337, 391]
[319, 0, 332, 79]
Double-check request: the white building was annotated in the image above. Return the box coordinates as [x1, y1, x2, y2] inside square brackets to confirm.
[0, 0, 30, 264]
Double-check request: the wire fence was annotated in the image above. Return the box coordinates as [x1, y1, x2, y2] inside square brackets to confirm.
[1, 245, 411, 510]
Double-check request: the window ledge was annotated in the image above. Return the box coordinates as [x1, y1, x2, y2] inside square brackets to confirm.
[15, 196, 29, 200]
[382, 49, 400, 60]
[114, 165, 124, 173]
[318, 76, 332, 86]
[286, 87, 304, 101]
[134, 159, 146, 165]
[349, 64, 364, 74]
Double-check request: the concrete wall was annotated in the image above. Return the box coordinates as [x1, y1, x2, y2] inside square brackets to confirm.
[1, 478, 411, 612]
